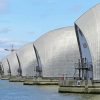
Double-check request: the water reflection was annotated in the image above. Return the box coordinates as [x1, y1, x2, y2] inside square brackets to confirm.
[0, 80, 100, 100]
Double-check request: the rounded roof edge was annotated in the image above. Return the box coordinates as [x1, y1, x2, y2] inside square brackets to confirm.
[17, 42, 34, 51]
[6, 51, 16, 58]
[35, 26, 74, 42]
[75, 3, 100, 24]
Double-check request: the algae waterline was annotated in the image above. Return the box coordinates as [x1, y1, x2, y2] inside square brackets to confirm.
[23, 78, 58, 85]
[8, 76, 59, 85]
[59, 79, 100, 94]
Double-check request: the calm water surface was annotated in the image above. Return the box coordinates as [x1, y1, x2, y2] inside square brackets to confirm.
[0, 80, 100, 100]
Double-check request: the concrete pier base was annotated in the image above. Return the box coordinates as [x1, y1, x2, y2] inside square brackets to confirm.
[59, 86, 100, 94]
[58, 79, 100, 94]
[23, 78, 58, 85]
[9, 76, 25, 82]
[1, 75, 10, 80]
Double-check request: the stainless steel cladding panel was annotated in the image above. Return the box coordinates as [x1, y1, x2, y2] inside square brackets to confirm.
[2, 59, 9, 75]
[75, 4, 100, 80]
[17, 43, 37, 76]
[7, 51, 19, 76]
[34, 27, 80, 77]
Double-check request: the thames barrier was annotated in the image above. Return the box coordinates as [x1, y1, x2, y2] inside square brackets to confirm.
[0, 4, 100, 95]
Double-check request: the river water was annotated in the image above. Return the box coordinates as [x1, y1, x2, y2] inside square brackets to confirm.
[0, 80, 100, 100]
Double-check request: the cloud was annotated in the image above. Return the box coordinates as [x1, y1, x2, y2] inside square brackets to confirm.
[7, 41, 26, 47]
[0, 47, 10, 60]
[0, 27, 11, 33]
[0, 47, 5, 52]
[0, 0, 8, 12]
[0, 38, 27, 48]
[0, 38, 28, 59]
[0, 38, 9, 44]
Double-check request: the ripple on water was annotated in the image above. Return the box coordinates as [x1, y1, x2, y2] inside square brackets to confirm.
[0, 80, 100, 100]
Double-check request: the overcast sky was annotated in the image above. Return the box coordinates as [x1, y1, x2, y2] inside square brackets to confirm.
[0, 0, 100, 59]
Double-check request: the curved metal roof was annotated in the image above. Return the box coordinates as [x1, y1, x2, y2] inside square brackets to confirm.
[1, 59, 9, 75]
[34, 26, 80, 77]
[75, 4, 100, 80]
[7, 51, 19, 76]
[17, 42, 37, 76]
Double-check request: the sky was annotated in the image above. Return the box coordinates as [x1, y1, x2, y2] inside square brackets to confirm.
[0, 0, 100, 59]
